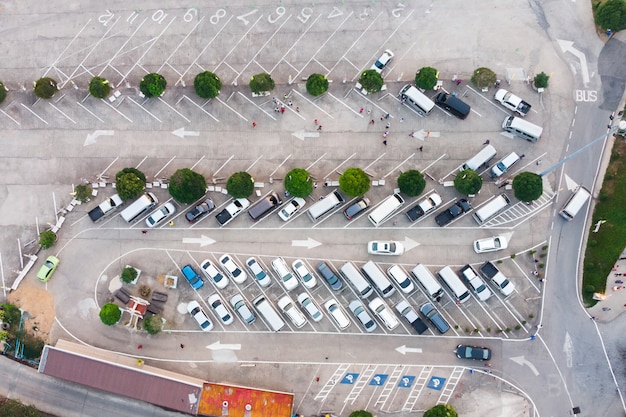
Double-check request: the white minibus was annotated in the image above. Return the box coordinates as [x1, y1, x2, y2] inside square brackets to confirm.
[559, 186, 591, 221]
[461, 145, 497, 171]
[399, 84, 435, 115]
[472, 194, 511, 224]
[307, 190, 344, 222]
[253, 295, 285, 332]
[502, 116, 543, 142]
[368, 193, 405, 226]
[120, 192, 158, 223]
[411, 264, 444, 301]
[340, 262, 374, 298]
[437, 266, 471, 304]
[361, 261, 395, 298]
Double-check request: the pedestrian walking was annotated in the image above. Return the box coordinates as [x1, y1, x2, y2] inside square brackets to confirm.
[252, 121, 257, 128]
[137, 345, 143, 350]
[314, 182, 318, 188]
[317, 125, 322, 131]
[359, 107, 364, 113]
[288, 100, 292, 107]
[383, 131, 388, 138]
[274, 106, 280, 112]
[483, 139, 490, 145]
[295, 106, 300, 112]
[367, 109, 371, 115]
[385, 113, 390, 119]
[386, 122, 391, 129]
[314, 119, 318, 125]
[370, 119, 375, 125]
[141, 230, 147, 234]
[400, 117, 404, 123]
[456, 79, 462, 86]
[536, 159, 542, 165]
[272, 97, 277, 104]
[408, 132, 414, 137]
[418, 146, 423, 152]
[280, 106, 285, 114]
[180, 344, 185, 349]
[283, 93, 289, 100]
[382, 140, 387, 146]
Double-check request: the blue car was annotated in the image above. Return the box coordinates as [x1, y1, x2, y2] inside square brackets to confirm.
[182, 265, 204, 290]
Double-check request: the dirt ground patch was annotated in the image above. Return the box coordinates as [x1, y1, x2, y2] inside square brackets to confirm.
[7, 280, 55, 342]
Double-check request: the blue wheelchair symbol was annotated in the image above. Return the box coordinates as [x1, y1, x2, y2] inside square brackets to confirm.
[341, 373, 359, 384]
[369, 374, 388, 386]
[427, 376, 446, 391]
[398, 376, 415, 388]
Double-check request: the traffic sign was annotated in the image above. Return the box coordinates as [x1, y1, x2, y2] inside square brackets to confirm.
[341, 373, 359, 384]
[427, 376, 446, 391]
[369, 374, 388, 386]
[398, 376, 415, 388]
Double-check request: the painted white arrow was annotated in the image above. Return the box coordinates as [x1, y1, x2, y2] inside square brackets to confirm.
[292, 130, 320, 141]
[563, 174, 579, 192]
[510, 356, 540, 376]
[563, 332, 574, 368]
[292, 238, 322, 249]
[182, 235, 216, 247]
[403, 237, 420, 252]
[84, 130, 114, 146]
[413, 129, 440, 141]
[395, 345, 422, 355]
[556, 40, 590, 84]
[172, 127, 200, 138]
[206, 341, 241, 351]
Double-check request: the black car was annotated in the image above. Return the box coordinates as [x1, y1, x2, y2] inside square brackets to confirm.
[317, 261, 343, 290]
[420, 303, 450, 334]
[185, 199, 215, 223]
[455, 344, 492, 360]
[343, 197, 370, 220]
[435, 199, 471, 226]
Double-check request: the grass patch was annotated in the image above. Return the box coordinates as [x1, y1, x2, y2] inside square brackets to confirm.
[582, 139, 626, 305]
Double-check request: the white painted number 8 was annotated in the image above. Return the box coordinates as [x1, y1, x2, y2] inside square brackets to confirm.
[210, 8, 226, 25]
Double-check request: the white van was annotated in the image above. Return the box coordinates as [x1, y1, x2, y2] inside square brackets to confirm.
[502, 116, 543, 142]
[307, 190, 345, 222]
[437, 266, 471, 304]
[253, 295, 285, 332]
[461, 145, 497, 171]
[120, 192, 158, 223]
[361, 261, 396, 298]
[340, 262, 374, 298]
[491, 152, 521, 178]
[472, 193, 511, 224]
[559, 186, 591, 221]
[411, 264, 444, 301]
[399, 84, 435, 115]
[368, 193, 405, 226]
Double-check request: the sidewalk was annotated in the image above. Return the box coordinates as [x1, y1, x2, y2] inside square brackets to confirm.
[588, 248, 626, 322]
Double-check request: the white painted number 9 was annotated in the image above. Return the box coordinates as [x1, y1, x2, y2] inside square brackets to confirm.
[210, 8, 227, 25]
[268, 6, 285, 24]
[184, 8, 197, 23]
[392, 3, 406, 18]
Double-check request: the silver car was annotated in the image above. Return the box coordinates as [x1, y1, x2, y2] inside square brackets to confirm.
[348, 300, 377, 333]
[230, 294, 255, 324]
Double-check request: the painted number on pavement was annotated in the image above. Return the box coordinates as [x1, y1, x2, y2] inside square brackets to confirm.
[398, 376, 415, 388]
[341, 373, 359, 384]
[427, 376, 446, 391]
[369, 374, 388, 386]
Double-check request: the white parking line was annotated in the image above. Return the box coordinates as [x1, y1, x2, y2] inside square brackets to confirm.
[49, 103, 77, 124]
[98, 17, 149, 79]
[235, 92, 275, 121]
[383, 153, 415, 179]
[305, 153, 326, 172]
[322, 153, 356, 181]
[157, 97, 191, 123]
[153, 156, 177, 179]
[20, 104, 48, 125]
[42, 19, 93, 78]
[157, 16, 206, 74]
[212, 155, 234, 178]
[219, 95, 252, 121]
[127, 97, 162, 123]
[292, 90, 333, 119]
[182, 95, 219, 122]
[269, 14, 323, 75]
[75, 101, 104, 123]
[103, 100, 133, 123]
[0, 109, 20, 126]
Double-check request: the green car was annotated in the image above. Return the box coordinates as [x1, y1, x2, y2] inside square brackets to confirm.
[37, 256, 60, 282]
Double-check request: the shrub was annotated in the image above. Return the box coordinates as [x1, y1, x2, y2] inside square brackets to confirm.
[284, 168, 313, 197]
[116, 173, 145, 200]
[226, 172, 254, 198]
[100, 303, 121, 326]
[0, 81, 6, 104]
[121, 267, 138, 284]
[339, 168, 370, 197]
[116, 167, 146, 183]
[39, 230, 56, 249]
[250, 73, 275, 94]
[471, 67, 497, 89]
[415, 67, 438, 90]
[594, 0, 626, 31]
[584, 284, 596, 294]
[359, 69, 384, 94]
[143, 314, 163, 335]
[349, 411, 373, 417]
[454, 169, 483, 195]
[534, 72, 550, 89]
[34, 77, 58, 99]
[424, 404, 458, 417]
[306, 73, 329, 96]
[89, 76, 111, 98]
[139, 73, 167, 97]
[194, 71, 222, 99]
[397, 170, 426, 196]
[0, 399, 43, 417]
[74, 184, 92, 203]
[513, 172, 543, 202]
[511, 253, 517, 259]
[168, 168, 207, 204]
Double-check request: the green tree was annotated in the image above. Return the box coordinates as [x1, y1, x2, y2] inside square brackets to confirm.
[74, 184, 92, 203]
[115, 167, 146, 183]
[471, 67, 497, 89]
[349, 411, 373, 417]
[594, 0, 626, 31]
[0, 81, 6, 104]
[143, 313, 163, 335]
[415, 66, 439, 90]
[339, 168, 370, 197]
[99, 303, 121, 326]
[397, 170, 426, 197]
[226, 172, 254, 198]
[121, 267, 138, 284]
[168, 168, 207, 204]
[0, 399, 42, 417]
[534, 72, 550, 89]
[89, 76, 111, 98]
[39, 230, 56, 249]
[306, 73, 329, 96]
[194, 71, 222, 99]
[423, 404, 458, 417]
[116, 173, 145, 200]
[285, 168, 313, 197]
[513, 171, 543, 202]
[139, 73, 167, 97]
[249, 72, 275, 94]
[33, 77, 57, 99]
[359, 69, 384, 94]
[454, 169, 483, 195]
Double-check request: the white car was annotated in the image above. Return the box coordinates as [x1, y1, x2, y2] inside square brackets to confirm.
[370, 49, 394, 74]
[230, 294, 255, 325]
[246, 257, 271, 287]
[387, 265, 415, 294]
[278, 197, 306, 221]
[292, 259, 317, 289]
[208, 294, 234, 325]
[200, 259, 229, 289]
[145, 202, 176, 227]
[186, 300, 213, 331]
[324, 299, 351, 330]
[460, 265, 492, 302]
[369, 297, 399, 330]
[218, 254, 247, 284]
[474, 235, 509, 253]
[272, 257, 299, 291]
[297, 293, 323, 322]
[367, 241, 405, 256]
[278, 296, 307, 328]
